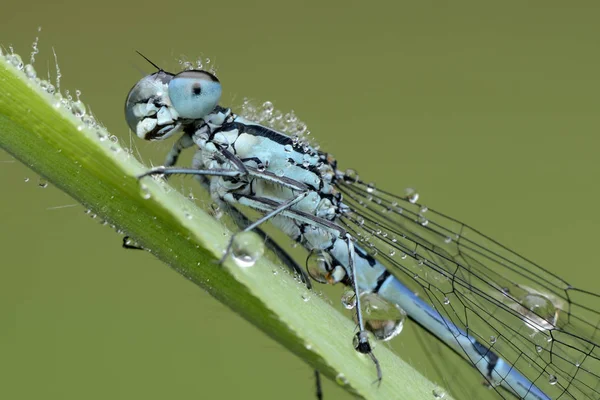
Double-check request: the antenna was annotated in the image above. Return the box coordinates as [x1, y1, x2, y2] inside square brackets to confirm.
[135, 51, 162, 71]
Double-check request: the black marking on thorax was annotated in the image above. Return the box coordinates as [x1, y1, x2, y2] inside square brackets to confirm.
[219, 121, 294, 147]
[354, 245, 377, 267]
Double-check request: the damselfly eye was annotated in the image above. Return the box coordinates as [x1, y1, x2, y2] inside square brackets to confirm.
[124, 71, 182, 140]
[168, 70, 221, 119]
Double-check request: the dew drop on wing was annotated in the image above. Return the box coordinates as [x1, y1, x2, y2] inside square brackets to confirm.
[519, 292, 558, 332]
[404, 187, 419, 203]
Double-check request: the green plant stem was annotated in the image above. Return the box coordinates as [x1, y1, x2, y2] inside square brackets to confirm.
[0, 54, 451, 400]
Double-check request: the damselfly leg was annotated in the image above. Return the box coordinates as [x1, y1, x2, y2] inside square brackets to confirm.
[138, 164, 383, 383]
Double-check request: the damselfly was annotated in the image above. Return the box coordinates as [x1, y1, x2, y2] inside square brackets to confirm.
[124, 58, 600, 400]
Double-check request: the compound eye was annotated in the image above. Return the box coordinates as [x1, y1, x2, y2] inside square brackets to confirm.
[168, 70, 221, 119]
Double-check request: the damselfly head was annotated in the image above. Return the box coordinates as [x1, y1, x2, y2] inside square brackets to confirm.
[125, 68, 221, 141]
[124, 71, 182, 140]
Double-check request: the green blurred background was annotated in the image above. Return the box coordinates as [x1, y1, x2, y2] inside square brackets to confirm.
[2, 1, 600, 399]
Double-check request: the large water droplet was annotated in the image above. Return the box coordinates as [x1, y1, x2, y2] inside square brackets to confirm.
[231, 231, 264, 268]
[306, 252, 344, 284]
[520, 293, 558, 332]
[355, 292, 407, 341]
[549, 375, 557, 385]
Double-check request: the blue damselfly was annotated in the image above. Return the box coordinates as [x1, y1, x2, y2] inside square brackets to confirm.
[124, 58, 600, 400]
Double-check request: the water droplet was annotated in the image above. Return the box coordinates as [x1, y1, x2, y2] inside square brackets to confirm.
[306, 252, 342, 284]
[549, 375, 557, 385]
[262, 101, 274, 113]
[96, 129, 108, 141]
[405, 188, 419, 204]
[82, 114, 96, 127]
[284, 144, 293, 153]
[341, 289, 356, 309]
[335, 373, 349, 386]
[344, 169, 359, 183]
[490, 336, 497, 344]
[355, 292, 407, 341]
[432, 388, 446, 399]
[210, 203, 223, 219]
[301, 293, 310, 302]
[140, 184, 151, 199]
[520, 293, 558, 332]
[366, 182, 375, 193]
[24, 177, 30, 183]
[231, 231, 265, 268]
[24, 64, 36, 79]
[443, 297, 450, 305]
[536, 345, 543, 353]
[257, 162, 266, 172]
[38, 178, 48, 188]
[7, 53, 23, 69]
[444, 237, 452, 244]
[71, 100, 86, 118]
